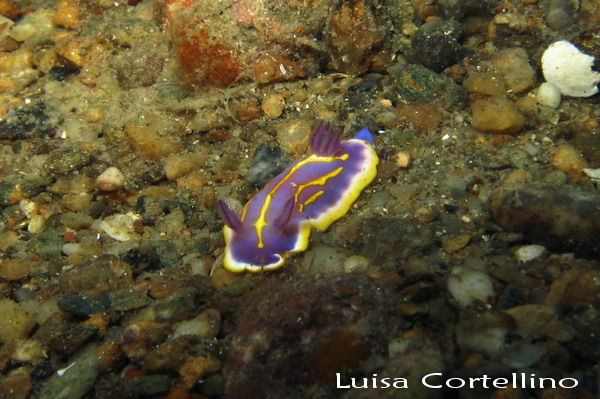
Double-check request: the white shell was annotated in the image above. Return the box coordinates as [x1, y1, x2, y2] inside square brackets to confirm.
[541, 40, 600, 97]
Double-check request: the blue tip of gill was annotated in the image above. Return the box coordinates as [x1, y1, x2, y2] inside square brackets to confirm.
[354, 127, 375, 147]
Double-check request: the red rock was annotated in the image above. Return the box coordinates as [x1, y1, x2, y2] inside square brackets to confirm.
[64, 232, 79, 243]
[175, 27, 242, 87]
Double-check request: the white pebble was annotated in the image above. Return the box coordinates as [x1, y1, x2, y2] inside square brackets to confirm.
[96, 167, 125, 191]
[583, 168, 600, 180]
[62, 243, 81, 255]
[514, 244, 545, 262]
[27, 215, 45, 233]
[100, 214, 138, 241]
[343, 255, 369, 273]
[536, 82, 561, 109]
[541, 40, 600, 97]
[447, 267, 495, 307]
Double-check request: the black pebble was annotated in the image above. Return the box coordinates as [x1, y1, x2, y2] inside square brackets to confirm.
[411, 20, 464, 72]
[248, 143, 290, 188]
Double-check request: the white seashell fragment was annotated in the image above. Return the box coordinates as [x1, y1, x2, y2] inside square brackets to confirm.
[447, 266, 495, 307]
[583, 168, 600, 180]
[541, 40, 600, 97]
[100, 214, 138, 241]
[96, 167, 125, 191]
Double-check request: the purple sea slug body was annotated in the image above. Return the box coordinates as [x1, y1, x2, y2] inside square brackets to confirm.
[218, 121, 379, 272]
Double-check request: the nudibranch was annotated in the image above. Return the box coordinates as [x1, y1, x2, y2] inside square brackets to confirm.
[218, 121, 378, 272]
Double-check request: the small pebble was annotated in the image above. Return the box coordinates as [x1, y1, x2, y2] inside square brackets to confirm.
[0, 258, 31, 280]
[261, 93, 285, 119]
[544, 0, 576, 30]
[11, 338, 45, 363]
[395, 151, 410, 168]
[61, 243, 81, 256]
[123, 375, 172, 396]
[514, 244, 546, 262]
[505, 304, 573, 341]
[0, 298, 36, 344]
[171, 308, 221, 340]
[492, 48, 535, 94]
[83, 105, 104, 123]
[463, 72, 507, 96]
[95, 167, 125, 191]
[307, 77, 333, 95]
[276, 120, 312, 154]
[471, 97, 524, 134]
[163, 151, 208, 181]
[447, 266, 495, 307]
[53, 0, 81, 29]
[536, 82, 561, 109]
[179, 355, 222, 389]
[343, 255, 369, 273]
[442, 233, 471, 254]
[550, 141, 589, 180]
[395, 103, 442, 133]
[411, 20, 463, 72]
[300, 247, 349, 275]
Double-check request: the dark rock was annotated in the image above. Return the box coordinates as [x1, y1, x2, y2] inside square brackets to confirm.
[347, 216, 435, 265]
[248, 143, 290, 188]
[564, 305, 600, 362]
[437, 0, 498, 19]
[0, 174, 53, 206]
[57, 293, 110, 317]
[384, 63, 466, 104]
[151, 287, 198, 323]
[87, 201, 107, 218]
[120, 246, 161, 273]
[411, 20, 463, 72]
[123, 375, 171, 396]
[60, 212, 94, 230]
[28, 230, 64, 260]
[571, 122, 600, 167]
[59, 255, 133, 295]
[489, 185, 600, 258]
[31, 361, 55, 380]
[45, 145, 94, 174]
[346, 74, 383, 108]
[109, 289, 152, 311]
[32, 313, 70, 346]
[497, 285, 527, 309]
[141, 336, 199, 372]
[224, 275, 404, 399]
[0, 103, 56, 140]
[154, 240, 180, 268]
[48, 324, 99, 355]
[48, 66, 77, 82]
